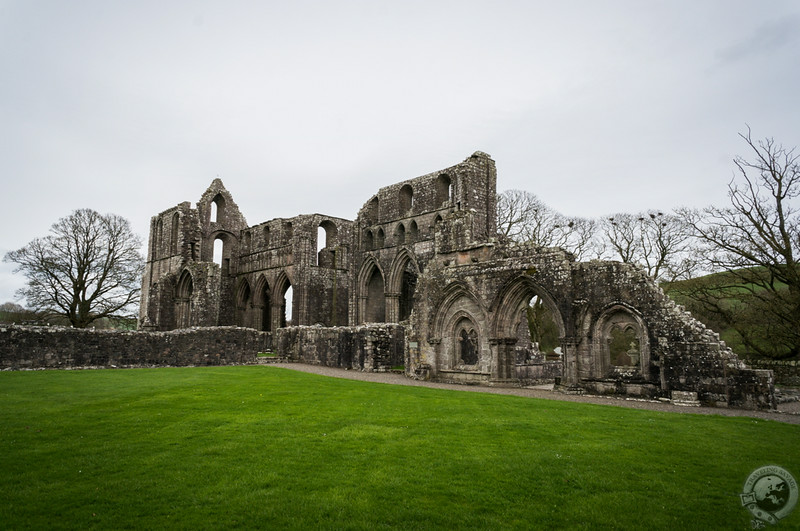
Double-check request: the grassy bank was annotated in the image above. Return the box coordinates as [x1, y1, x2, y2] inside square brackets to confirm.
[1, 366, 797, 529]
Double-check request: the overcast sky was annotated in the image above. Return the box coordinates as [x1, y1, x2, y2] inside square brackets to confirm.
[2, 0, 799, 304]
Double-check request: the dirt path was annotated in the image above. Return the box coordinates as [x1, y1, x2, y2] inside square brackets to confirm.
[271, 362, 800, 425]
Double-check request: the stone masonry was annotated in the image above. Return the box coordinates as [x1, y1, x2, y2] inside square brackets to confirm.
[137, 152, 774, 410]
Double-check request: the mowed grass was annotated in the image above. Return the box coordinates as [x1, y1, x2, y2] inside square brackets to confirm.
[1, 367, 798, 530]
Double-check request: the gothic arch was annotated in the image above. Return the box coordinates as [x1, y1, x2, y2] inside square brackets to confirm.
[399, 184, 413, 213]
[175, 269, 194, 329]
[395, 223, 406, 245]
[253, 274, 271, 331]
[274, 270, 294, 328]
[210, 193, 226, 223]
[431, 282, 488, 372]
[490, 276, 566, 340]
[357, 257, 386, 323]
[590, 303, 650, 380]
[235, 277, 252, 327]
[387, 249, 420, 323]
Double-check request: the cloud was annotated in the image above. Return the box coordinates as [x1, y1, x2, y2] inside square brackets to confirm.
[716, 14, 800, 64]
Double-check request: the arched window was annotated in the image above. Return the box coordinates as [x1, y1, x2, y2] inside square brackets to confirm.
[282, 284, 293, 327]
[317, 220, 338, 267]
[243, 231, 252, 252]
[156, 219, 164, 256]
[593, 306, 649, 379]
[284, 222, 293, 244]
[256, 277, 272, 332]
[399, 184, 413, 213]
[210, 194, 226, 223]
[263, 226, 271, 247]
[399, 261, 417, 322]
[395, 223, 406, 245]
[436, 174, 452, 206]
[523, 295, 561, 359]
[455, 317, 479, 365]
[376, 228, 385, 248]
[367, 197, 379, 224]
[364, 230, 374, 251]
[213, 238, 224, 265]
[609, 326, 640, 367]
[171, 213, 180, 254]
[408, 220, 418, 243]
[366, 268, 385, 322]
[237, 279, 251, 327]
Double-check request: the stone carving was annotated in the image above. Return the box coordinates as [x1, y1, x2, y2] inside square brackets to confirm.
[138, 151, 774, 409]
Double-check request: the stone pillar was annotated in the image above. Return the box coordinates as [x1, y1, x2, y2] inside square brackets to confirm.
[252, 303, 263, 330]
[490, 337, 517, 383]
[561, 336, 580, 385]
[357, 296, 368, 324]
[385, 292, 400, 323]
[271, 302, 282, 330]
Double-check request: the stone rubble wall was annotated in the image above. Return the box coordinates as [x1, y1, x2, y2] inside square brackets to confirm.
[274, 324, 405, 371]
[744, 358, 800, 387]
[0, 325, 268, 369]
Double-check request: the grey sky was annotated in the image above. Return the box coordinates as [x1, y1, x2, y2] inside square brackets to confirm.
[2, 1, 799, 304]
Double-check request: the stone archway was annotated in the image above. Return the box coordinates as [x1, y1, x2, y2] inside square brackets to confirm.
[253, 275, 271, 332]
[430, 282, 489, 380]
[175, 270, 194, 329]
[235, 278, 252, 328]
[357, 258, 386, 324]
[387, 250, 419, 323]
[591, 304, 650, 380]
[490, 276, 568, 384]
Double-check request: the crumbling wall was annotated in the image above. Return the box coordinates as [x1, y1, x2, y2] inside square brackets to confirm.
[0, 325, 268, 369]
[274, 324, 405, 371]
[132, 151, 774, 410]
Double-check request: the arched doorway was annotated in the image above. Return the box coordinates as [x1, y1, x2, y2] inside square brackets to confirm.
[175, 270, 193, 329]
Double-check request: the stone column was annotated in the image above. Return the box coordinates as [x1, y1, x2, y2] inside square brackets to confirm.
[252, 304, 263, 331]
[385, 292, 400, 323]
[489, 337, 517, 382]
[357, 296, 368, 324]
[561, 336, 580, 385]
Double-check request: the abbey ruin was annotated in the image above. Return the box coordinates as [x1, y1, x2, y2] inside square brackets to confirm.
[137, 151, 774, 409]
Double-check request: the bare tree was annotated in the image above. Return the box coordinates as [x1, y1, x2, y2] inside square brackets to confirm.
[4, 209, 145, 328]
[599, 210, 696, 282]
[497, 189, 597, 260]
[678, 128, 799, 358]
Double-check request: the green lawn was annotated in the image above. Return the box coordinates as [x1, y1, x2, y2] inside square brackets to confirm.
[1, 366, 798, 530]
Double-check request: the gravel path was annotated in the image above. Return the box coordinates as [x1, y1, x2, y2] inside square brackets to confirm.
[271, 362, 800, 425]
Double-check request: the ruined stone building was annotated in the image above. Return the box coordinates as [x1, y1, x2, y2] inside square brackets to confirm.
[139, 152, 773, 408]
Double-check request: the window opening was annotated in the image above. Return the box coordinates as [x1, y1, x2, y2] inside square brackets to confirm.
[396, 224, 406, 245]
[521, 295, 560, 362]
[281, 285, 293, 327]
[366, 268, 385, 322]
[398, 262, 417, 322]
[399, 185, 413, 213]
[610, 326, 640, 366]
[213, 238, 224, 266]
[437, 174, 452, 206]
[171, 213, 180, 254]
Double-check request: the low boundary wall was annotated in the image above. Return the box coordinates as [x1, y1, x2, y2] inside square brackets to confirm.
[0, 324, 405, 372]
[0, 325, 268, 369]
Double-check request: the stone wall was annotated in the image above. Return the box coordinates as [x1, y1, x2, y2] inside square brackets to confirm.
[274, 324, 405, 371]
[745, 358, 800, 387]
[0, 325, 268, 369]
